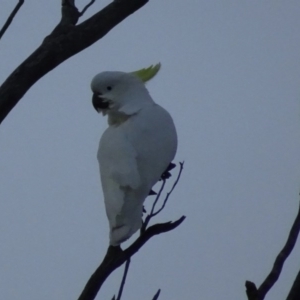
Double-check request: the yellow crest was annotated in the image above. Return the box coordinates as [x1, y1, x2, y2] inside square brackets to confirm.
[131, 63, 161, 82]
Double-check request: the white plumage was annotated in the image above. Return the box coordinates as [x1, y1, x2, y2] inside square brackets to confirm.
[91, 70, 177, 246]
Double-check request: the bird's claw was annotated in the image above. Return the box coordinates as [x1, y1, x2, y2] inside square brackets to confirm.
[160, 162, 176, 180]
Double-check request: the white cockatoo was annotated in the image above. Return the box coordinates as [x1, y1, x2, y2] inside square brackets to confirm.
[91, 64, 177, 246]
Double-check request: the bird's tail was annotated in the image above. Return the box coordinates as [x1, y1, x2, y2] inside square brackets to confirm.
[109, 214, 142, 246]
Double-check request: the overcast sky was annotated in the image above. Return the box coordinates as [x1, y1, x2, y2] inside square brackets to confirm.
[1, 1, 300, 299]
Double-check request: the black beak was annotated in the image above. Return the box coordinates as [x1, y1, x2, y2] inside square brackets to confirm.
[92, 93, 110, 111]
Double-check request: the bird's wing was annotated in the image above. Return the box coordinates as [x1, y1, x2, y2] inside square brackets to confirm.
[98, 127, 140, 190]
[98, 127, 142, 245]
[123, 104, 178, 188]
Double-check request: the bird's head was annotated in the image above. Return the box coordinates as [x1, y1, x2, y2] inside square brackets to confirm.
[91, 64, 161, 116]
[91, 72, 150, 116]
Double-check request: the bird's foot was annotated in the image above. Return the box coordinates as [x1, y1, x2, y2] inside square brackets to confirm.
[160, 162, 176, 180]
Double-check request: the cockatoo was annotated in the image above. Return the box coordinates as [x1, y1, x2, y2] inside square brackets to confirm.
[91, 64, 177, 246]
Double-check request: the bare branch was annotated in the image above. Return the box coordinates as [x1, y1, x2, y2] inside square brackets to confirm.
[286, 270, 300, 300]
[245, 202, 300, 300]
[151, 289, 161, 300]
[0, 0, 24, 40]
[245, 281, 259, 300]
[151, 179, 166, 216]
[142, 162, 184, 232]
[258, 202, 300, 297]
[79, 0, 96, 16]
[142, 180, 166, 232]
[0, 0, 149, 124]
[112, 163, 182, 299]
[152, 162, 184, 217]
[116, 259, 131, 300]
[59, 0, 80, 27]
[77, 216, 185, 300]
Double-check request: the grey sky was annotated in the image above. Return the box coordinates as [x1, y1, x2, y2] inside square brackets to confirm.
[1, 1, 300, 299]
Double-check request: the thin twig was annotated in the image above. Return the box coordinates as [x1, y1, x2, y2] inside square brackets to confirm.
[152, 162, 184, 217]
[0, 0, 24, 40]
[245, 201, 300, 300]
[258, 202, 300, 298]
[116, 259, 131, 300]
[142, 185, 163, 232]
[150, 179, 166, 215]
[142, 162, 184, 232]
[141, 177, 166, 232]
[151, 289, 161, 300]
[79, 0, 96, 16]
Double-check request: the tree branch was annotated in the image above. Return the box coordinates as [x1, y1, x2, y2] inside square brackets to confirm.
[245, 281, 260, 300]
[60, 0, 80, 26]
[116, 259, 130, 300]
[79, 0, 96, 16]
[142, 162, 184, 232]
[106, 163, 183, 299]
[0, 0, 149, 124]
[0, 0, 24, 40]
[286, 269, 300, 300]
[77, 216, 185, 300]
[142, 180, 166, 232]
[152, 162, 184, 217]
[151, 289, 161, 300]
[245, 202, 300, 300]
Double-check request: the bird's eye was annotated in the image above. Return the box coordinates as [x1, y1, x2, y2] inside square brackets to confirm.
[106, 86, 112, 91]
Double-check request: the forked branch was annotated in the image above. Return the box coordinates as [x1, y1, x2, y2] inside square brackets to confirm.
[142, 162, 184, 232]
[77, 216, 185, 300]
[0, 0, 149, 124]
[79, 0, 96, 16]
[106, 163, 183, 300]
